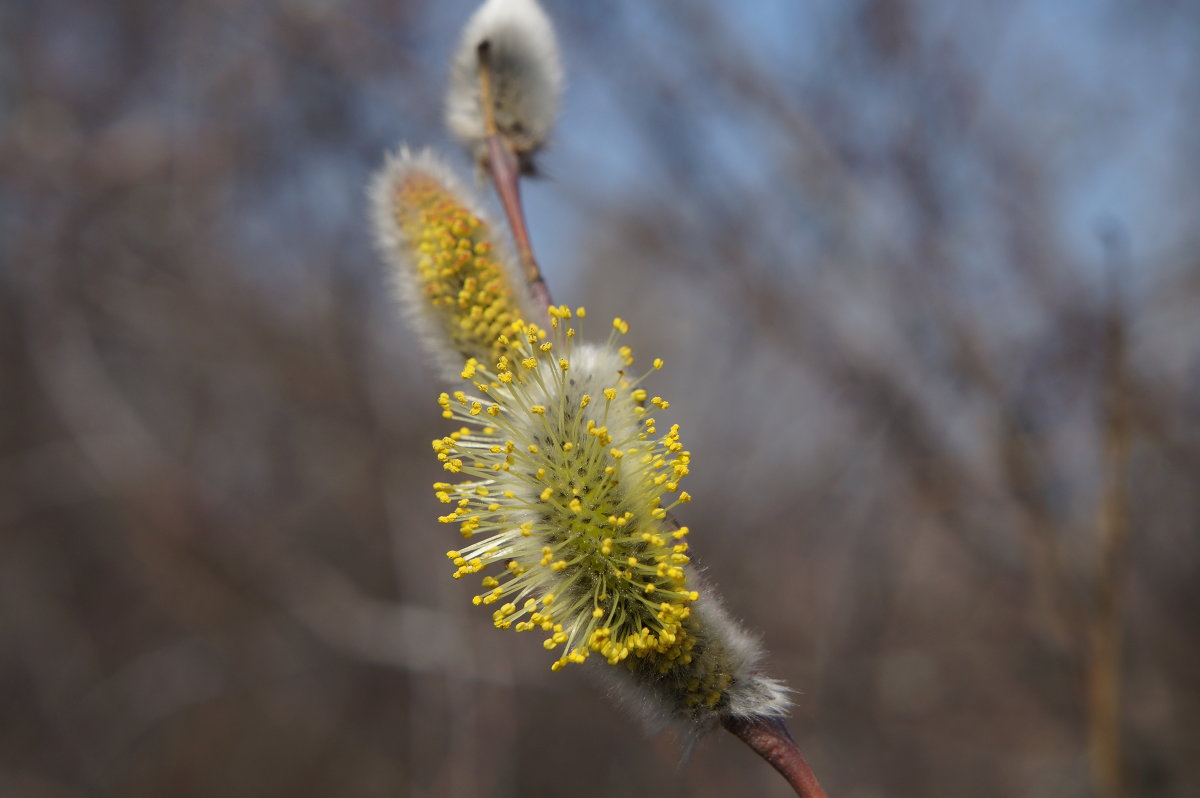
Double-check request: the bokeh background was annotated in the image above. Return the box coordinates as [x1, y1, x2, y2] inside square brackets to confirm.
[3, 0, 1198, 796]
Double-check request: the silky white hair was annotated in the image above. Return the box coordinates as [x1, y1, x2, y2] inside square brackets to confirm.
[446, 0, 563, 171]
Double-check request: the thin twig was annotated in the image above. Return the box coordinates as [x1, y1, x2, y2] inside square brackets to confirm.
[476, 42, 553, 314]
[722, 716, 829, 798]
[1088, 289, 1131, 798]
[485, 135, 552, 313]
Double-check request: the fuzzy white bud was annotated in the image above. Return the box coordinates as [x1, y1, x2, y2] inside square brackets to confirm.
[446, 0, 564, 171]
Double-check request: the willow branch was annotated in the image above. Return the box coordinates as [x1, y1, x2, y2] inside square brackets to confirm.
[722, 716, 829, 798]
[477, 42, 553, 315]
[1087, 292, 1131, 798]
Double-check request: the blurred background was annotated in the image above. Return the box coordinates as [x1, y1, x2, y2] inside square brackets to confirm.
[2, 0, 1198, 796]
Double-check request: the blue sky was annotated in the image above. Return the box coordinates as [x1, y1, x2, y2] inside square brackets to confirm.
[400, 0, 1197, 299]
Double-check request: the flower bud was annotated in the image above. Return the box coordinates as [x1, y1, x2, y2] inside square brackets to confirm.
[446, 0, 564, 172]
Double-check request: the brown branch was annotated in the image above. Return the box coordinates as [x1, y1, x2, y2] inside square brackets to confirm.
[476, 42, 553, 315]
[722, 716, 829, 798]
[485, 134, 552, 313]
[1087, 293, 1131, 798]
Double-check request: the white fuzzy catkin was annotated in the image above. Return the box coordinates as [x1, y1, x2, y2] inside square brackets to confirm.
[446, 0, 563, 169]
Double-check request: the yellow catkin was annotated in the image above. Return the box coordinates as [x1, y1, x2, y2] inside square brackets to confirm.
[393, 173, 524, 364]
[432, 315, 703, 679]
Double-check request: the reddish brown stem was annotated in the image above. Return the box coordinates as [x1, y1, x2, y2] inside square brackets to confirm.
[1087, 294, 1131, 798]
[722, 716, 829, 798]
[485, 134, 552, 314]
[476, 46, 552, 316]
